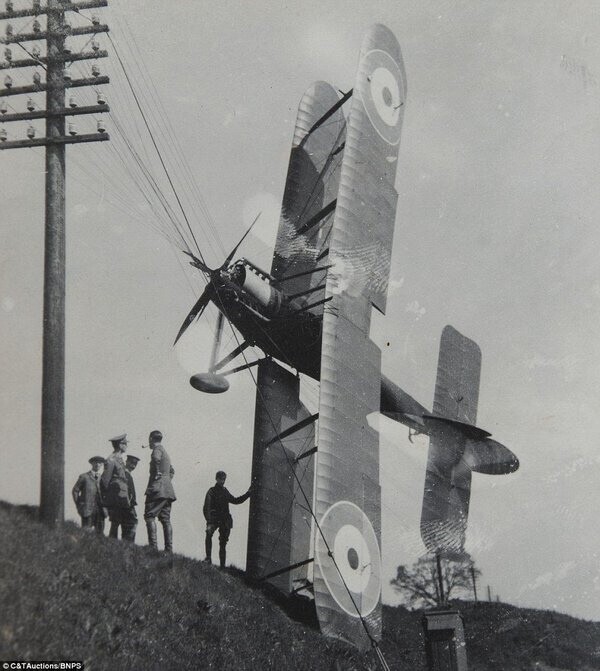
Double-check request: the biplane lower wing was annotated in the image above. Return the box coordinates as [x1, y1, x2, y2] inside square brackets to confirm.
[313, 24, 407, 650]
[246, 359, 315, 591]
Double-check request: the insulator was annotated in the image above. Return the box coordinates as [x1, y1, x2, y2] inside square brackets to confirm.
[63, 43, 71, 55]
[63, 70, 71, 82]
[32, 0, 41, 13]
[91, 14, 100, 26]
[3, 74, 12, 88]
[0, 100, 7, 114]
[6, 23, 13, 36]
[33, 71, 41, 85]
[68, 96, 77, 108]
[97, 119, 106, 133]
[91, 64, 100, 77]
[5, 1, 14, 13]
[68, 122, 77, 136]
[0, 128, 7, 142]
[91, 39, 100, 52]
[26, 97, 35, 111]
[32, 45, 41, 59]
[32, 19, 41, 33]
[96, 91, 106, 105]
[26, 125, 35, 139]
[4, 48, 12, 62]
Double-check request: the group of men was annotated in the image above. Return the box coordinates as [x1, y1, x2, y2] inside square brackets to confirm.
[72, 430, 251, 567]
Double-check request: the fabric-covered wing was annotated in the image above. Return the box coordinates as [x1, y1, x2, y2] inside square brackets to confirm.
[271, 81, 346, 311]
[420, 326, 481, 554]
[246, 359, 316, 592]
[313, 25, 406, 650]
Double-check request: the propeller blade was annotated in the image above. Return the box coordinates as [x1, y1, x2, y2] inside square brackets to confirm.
[173, 283, 216, 346]
[183, 250, 213, 275]
[222, 211, 262, 268]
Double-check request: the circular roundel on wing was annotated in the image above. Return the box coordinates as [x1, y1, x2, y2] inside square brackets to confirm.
[315, 500, 382, 617]
[360, 49, 405, 146]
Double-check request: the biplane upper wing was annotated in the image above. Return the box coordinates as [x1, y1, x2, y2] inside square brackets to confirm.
[313, 25, 407, 649]
[270, 81, 346, 308]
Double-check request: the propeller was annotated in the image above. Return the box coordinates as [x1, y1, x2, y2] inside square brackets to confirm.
[173, 282, 216, 345]
[173, 212, 262, 346]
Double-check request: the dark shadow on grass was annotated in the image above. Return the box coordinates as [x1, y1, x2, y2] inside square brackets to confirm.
[224, 565, 320, 629]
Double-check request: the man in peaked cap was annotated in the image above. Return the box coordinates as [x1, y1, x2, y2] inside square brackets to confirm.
[72, 456, 106, 533]
[107, 452, 140, 541]
[143, 430, 176, 552]
[101, 433, 131, 539]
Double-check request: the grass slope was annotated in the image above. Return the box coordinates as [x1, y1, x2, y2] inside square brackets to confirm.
[1, 502, 599, 670]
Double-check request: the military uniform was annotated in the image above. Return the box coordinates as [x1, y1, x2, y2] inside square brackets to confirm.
[121, 465, 138, 541]
[144, 431, 176, 552]
[107, 453, 139, 541]
[101, 434, 131, 537]
[203, 476, 250, 567]
[72, 456, 106, 533]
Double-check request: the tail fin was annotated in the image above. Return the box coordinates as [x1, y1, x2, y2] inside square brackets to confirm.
[420, 326, 482, 553]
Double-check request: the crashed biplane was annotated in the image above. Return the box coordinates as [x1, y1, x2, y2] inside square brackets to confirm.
[174, 24, 519, 650]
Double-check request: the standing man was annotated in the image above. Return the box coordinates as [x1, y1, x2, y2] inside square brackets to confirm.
[101, 433, 130, 538]
[122, 454, 140, 542]
[107, 453, 140, 541]
[72, 456, 106, 533]
[203, 471, 251, 568]
[144, 430, 176, 552]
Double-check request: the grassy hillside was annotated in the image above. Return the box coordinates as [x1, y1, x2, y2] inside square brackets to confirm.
[1, 501, 599, 670]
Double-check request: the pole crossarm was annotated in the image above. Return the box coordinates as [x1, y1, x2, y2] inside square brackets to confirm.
[0, 1, 108, 20]
[0, 75, 109, 96]
[0, 50, 108, 70]
[0, 131, 109, 149]
[0, 24, 109, 44]
[0, 103, 109, 121]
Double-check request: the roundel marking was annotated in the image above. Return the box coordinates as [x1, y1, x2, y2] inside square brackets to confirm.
[315, 500, 382, 617]
[360, 49, 405, 146]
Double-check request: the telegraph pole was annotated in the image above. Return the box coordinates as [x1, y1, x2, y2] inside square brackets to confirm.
[0, 0, 110, 526]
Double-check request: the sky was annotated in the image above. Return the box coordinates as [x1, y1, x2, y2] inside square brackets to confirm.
[1, 0, 600, 622]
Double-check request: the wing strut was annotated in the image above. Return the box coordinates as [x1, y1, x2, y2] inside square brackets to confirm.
[296, 199, 337, 236]
[295, 446, 318, 463]
[258, 557, 314, 583]
[273, 264, 333, 285]
[209, 341, 250, 372]
[299, 88, 353, 147]
[264, 412, 319, 447]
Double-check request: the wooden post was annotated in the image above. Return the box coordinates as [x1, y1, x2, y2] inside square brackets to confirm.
[436, 552, 445, 605]
[470, 565, 478, 602]
[39, 0, 66, 527]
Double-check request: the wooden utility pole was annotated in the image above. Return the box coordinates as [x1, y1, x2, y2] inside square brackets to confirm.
[41, 0, 66, 526]
[0, 0, 110, 526]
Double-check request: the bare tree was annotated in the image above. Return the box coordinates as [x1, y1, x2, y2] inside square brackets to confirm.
[390, 553, 480, 608]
